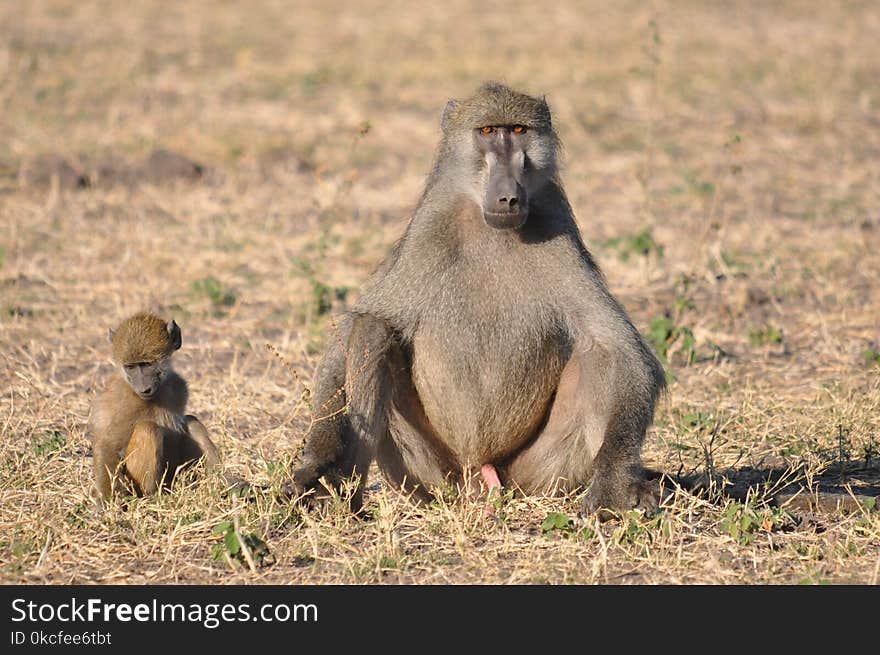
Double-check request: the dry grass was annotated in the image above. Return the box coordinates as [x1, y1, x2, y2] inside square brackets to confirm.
[1, 0, 879, 585]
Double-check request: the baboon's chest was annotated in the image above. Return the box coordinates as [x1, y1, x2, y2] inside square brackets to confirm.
[410, 305, 568, 466]
[149, 406, 188, 439]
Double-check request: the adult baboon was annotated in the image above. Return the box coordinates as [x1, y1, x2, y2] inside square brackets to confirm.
[289, 82, 665, 516]
[89, 313, 220, 501]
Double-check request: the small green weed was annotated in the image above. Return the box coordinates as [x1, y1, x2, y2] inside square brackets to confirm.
[720, 501, 795, 546]
[212, 521, 273, 569]
[648, 315, 696, 365]
[604, 229, 664, 261]
[191, 276, 237, 308]
[33, 430, 65, 457]
[748, 324, 783, 347]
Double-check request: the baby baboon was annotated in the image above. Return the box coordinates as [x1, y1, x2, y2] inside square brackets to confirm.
[88, 313, 220, 501]
[289, 82, 666, 516]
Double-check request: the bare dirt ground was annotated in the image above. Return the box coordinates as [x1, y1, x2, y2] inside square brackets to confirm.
[1, 0, 878, 584]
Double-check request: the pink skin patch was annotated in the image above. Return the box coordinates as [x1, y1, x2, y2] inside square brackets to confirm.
[480, 464, 503, 518]
[480, 463, 502, 492]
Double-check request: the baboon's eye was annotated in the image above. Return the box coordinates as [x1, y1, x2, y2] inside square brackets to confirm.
[512, 125, 527, 134]
[480, 126, 495, 135]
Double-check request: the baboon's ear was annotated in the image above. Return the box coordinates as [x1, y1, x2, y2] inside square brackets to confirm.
[168, 320, 182, 351]
[107, 328, 115, 344]
[441, 99, 459, 133]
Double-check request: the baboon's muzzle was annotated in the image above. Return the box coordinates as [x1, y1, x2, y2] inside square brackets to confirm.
[127, 368, 159, 400]
[483, 160, 528, 230]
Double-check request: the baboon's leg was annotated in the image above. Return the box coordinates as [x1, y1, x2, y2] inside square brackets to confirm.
[335, 314, 398, 512]
[292, 313, 396, 512]
[580, 403, 659, 517]
[180, 415, 220, 469]
[375, 344, 458, 503]
[124, 420, 166, 495]
[505, 346, 658, 514]
[93, 444, 122, 501]
[289, 316, 353, 495]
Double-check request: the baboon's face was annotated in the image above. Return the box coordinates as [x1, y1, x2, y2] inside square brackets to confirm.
[122, 358, 170, 400]
[110, 317, 181, 400]
[473, 125, 553, 230]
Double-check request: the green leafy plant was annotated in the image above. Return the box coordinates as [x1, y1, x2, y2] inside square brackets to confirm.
[310, 279, 349, 316]
[541, 512, 594, 541]
[862, 348, 880, 366]
[33, 430, 65, 457]
[577, 525, 596, 541]
[798, 576, 831, 586]
[615, 511, 671, 546]
[290, 257, 349, 318]
[674, 295, 695, 314]
[720, 502, 759, 545]
[604, 229, 664, 261]
[191, 276, 237, 308]
[748, 324, 783, 347]
[212, 521, 273, 569]
[720, 501, 794, 546]
[648, 315, 696, 365]
[678, 409, 715, 433]
[541, 512, 573, 535]
[488, 488, 515, 518]
[378, 555, 399, 570]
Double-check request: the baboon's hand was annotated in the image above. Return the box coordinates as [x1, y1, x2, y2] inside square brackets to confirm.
[580, 476, 661, 521]
[281, 462, 325, 504]
[90, 491, 106, 518]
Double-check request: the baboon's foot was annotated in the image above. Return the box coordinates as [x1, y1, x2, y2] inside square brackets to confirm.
[580, 474, 661, 521]
[281, 464, 365, 515]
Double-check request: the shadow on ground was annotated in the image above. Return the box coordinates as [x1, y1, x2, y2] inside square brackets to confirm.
[664, 459, 880, 514]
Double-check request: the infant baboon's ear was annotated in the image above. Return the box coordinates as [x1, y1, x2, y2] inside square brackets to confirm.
[441, 99, 459, 133]
[168, 320, 182, 351]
